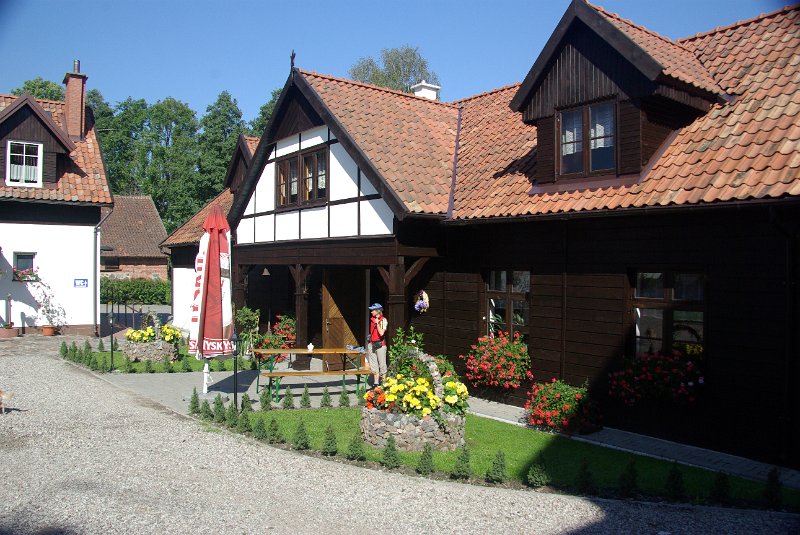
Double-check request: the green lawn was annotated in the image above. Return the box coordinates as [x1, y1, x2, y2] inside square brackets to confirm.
[90, 347, 255, 373]
[213, 407, 799, 510]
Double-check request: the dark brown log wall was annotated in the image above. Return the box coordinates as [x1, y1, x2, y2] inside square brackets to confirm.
[0, 106, 67, 184]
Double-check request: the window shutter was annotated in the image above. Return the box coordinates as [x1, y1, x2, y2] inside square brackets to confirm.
[536, 116, 556, 184]
[617, 100, 641, 175]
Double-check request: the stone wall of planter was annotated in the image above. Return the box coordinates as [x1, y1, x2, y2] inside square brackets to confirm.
[123, 341, 177, 362]
[360, 407, 465, 451]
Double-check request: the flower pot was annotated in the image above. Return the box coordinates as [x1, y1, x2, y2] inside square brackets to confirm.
[0, 327, 18, 339]
[41, 325, 57, 336]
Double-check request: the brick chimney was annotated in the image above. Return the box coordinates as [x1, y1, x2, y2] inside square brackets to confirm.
[62, 60, 88, 140]
[410, 80, 440, 101]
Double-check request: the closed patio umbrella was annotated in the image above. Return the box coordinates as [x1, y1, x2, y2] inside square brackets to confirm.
[188, 205, 235, 395]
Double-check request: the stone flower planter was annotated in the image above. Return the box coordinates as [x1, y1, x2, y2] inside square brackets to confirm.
[0, 327, 18, 339]
[360, 407, 465, 451]
[123, 340, 178, 362]
[360, 349, 466, 451]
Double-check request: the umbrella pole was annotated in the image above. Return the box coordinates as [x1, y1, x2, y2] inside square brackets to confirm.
[202, 361, 209, 395]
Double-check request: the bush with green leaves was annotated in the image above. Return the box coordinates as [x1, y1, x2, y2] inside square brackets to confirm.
[97, 338, 105, 352]
[526, 459, 550, 488]
[665, 462, 685, 501]
[293, 418, 310, 450]
[381, 435, 401, 469]
[282, 387, 295, 409]
[416, 443, 435, 475]
[83, 340, 92, 356]
[576, 459, 597, 495]
[260, 388, 272, 411]
[163, 354, 173, 373]
[88, 354, 99, 371]
[225, 402, 238, 428]
[387, 326, 461, 383]
[188, 388, 200, 415]
[451, 446, 471, 480]
[252, 416, 267, 440]
[338, 389, 350, 408]
[764, 468, 782, 509]
[214, 359, 224, 372]
[355, 384, 366, 406]
[213, 394, 226, 423]
[320, 386, 332, 408]
[525, 379, 592, 432]
[144, 359, 154, 373]
[100, 277, 171, 305]
[237, 411, 252, 433]
[346, 433, 366, 461]
[60, 342, 68, 358]
[267, 417, 284, 444]
[322, 424, 338, 456]
[69, 342, 78, 361]
[300, 385, 311, 408]
[240, 393, 252, 414]
[181, 357, 193, 372]
[618, 460, 638, 498]
[486, 450, 507, 484]
[200, 400, 212, 420]
[709, 472, 730, 505]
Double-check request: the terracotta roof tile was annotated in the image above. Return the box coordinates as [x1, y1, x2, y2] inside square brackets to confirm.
[0, 94, 112, 205]
[100, 196, 167, 257]
[162, 189, 234, 248]
[452, 5, 800, 220]
[243, 135, 259, 155]
[300, 70, 458, 215]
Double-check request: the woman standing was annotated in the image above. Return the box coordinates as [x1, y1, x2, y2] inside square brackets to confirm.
[367, 303, 388, 386]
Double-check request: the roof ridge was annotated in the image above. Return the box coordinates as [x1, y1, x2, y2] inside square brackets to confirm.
[452, 82, 522, 106]
[0, 93, 65, 106]
[589, 2, 696, 55]
[297, 68, 459, 109]
[678, 4, 799, 43]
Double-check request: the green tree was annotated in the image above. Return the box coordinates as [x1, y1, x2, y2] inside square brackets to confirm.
[101, 97, 150, 194]
[349, 46, 439, 93]
[248, 88, 282, 136]
[11, 77, 65, 100]
[197, 91, 245, 202]
[86, 89, 113, 132]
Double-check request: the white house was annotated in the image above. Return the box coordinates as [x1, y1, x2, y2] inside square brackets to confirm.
[0, 61, 113, 335]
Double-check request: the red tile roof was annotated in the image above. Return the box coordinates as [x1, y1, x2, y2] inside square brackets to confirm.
[243, 135, 260, 155]
[162, 189, 234, 248]
[301, 70, 458, 215]
[100, 196, 167, 258]
[0, 95, 112, 205]
[451, 5, 800, 219]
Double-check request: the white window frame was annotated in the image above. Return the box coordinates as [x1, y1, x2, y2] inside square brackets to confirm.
[5, 140, 43, 187]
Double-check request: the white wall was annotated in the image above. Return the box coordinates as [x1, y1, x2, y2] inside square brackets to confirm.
[0, 222, 97, 328]
[235, 125, 395, 245]
[171, 265, 196, 333]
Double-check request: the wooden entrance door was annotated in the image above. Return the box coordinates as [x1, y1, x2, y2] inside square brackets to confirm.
[322, 269, 365, 368]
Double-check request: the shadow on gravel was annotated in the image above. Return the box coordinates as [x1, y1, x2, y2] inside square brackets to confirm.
[0, 524, 78, 535]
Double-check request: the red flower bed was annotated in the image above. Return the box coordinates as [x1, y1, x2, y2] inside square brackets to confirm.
[608, 349, 704, 406]
[459, 331, 532, 389]
[524, 378, 590, 432]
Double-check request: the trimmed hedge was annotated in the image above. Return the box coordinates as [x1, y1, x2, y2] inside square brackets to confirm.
[100, 278, 171, 305]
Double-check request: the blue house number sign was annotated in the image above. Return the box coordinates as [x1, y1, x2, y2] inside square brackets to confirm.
[74, 279, 89, 288]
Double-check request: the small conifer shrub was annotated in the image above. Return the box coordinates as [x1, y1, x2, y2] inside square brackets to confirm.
[346, 433, 366, 461]
[322, 424, 338, 456]
[267, 417, 284, 444]
[98, 355, 108, 372]
[665, 462, 685, 501]
[252, 416, 267, 440]
[526, 459, 550, 488]
[83, 340, 93, 356]
[485, 450, 507, 484]
[163, 355, 173, 373]
[355, 384, 366, 407]
[111, 337, 119, 351]
[124, 355, 134, 373]
[236, 410, 252, 433]
[282, 387, 295, 409]
[300, 384, 312, 408]
[320, 386, 333, 408]
[709, 472, 730, 505]
[225, 401, 239, 428]
[576, 459, 597, 495]
[181, 357, 193, 372]
[214, 359, 224, 372]
[60, 341, 68, 358]
[200, 400, 213, 420]
[416, 443, 435, 475]
[293, 418, 310, 450]
[213, 394, 226, 423]
[381, 436, 401, 469]
[144, 359, 154, 373]
[75, 346, 84, 363]
[259, 388, 272, 411]
[618, 460, 639, 499]
[69, 342, 78, 361]
[240, 393, 252, 414]
[338, 389, 350, 408]
[188, 388, 200, 415]
[763, 467, 783, 509]
[97, 338, 105, 352]
[450, 446, 471, 480]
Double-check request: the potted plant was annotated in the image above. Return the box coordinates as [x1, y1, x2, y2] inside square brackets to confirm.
[32, 279, 66, 335]
[0, 321, 17, 339]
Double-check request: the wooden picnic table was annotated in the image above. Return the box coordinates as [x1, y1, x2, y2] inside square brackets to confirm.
[252, 347, 370, 401]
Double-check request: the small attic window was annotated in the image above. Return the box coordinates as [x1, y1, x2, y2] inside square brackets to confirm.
[5, 141, 43, 187]
[558, 101, 615, 177]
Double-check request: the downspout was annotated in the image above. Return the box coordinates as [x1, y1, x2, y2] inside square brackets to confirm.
[94, 208, 114, 337]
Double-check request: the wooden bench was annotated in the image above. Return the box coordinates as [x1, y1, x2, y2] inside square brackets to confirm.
[253, 347, 370, 402]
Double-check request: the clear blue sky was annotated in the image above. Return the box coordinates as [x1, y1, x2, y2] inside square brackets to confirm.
[1, 0, 784, 124]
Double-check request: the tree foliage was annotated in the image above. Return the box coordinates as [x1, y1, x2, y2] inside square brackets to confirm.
[12, 76, 65, 100]
[198, 91, 245, 201]
[349, 46, 439, 93]
[249, 88, 282, 136]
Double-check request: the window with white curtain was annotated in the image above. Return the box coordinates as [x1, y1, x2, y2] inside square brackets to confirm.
[5, 141, 43, 187]
[558, 101, 616, 177]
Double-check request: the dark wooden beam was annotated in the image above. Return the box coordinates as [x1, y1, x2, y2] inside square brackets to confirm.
[288, 264, 310, 345]
[404, 257, 429, 288]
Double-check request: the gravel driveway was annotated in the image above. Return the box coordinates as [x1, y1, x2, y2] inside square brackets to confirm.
[1, 337, 798, 535]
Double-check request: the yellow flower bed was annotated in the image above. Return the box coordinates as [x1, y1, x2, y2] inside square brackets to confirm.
[365, 374, 469, 417]
[125, 324, 183, 344]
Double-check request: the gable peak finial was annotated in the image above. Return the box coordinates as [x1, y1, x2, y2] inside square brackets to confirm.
[290, 50, 296, 70]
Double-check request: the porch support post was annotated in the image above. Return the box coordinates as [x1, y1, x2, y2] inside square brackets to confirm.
[378, 260, 406, 343]
[232, 264, 251, 311]
[289, 264, 310, 346]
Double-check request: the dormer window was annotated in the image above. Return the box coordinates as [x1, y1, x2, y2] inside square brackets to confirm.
[558, 101, 615, 177]
[6, 141, 43, 187]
